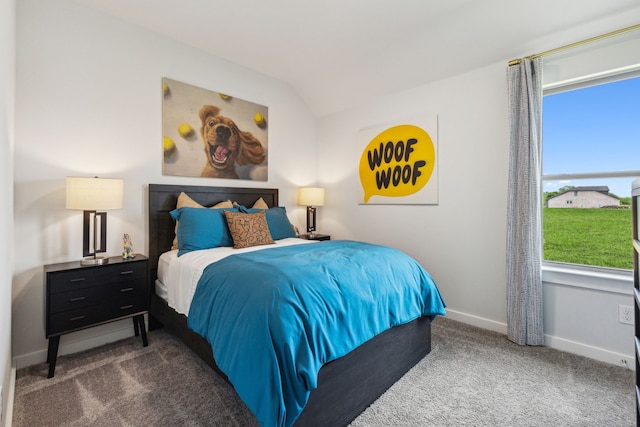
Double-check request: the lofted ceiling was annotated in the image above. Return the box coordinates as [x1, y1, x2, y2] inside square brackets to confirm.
[73, 0, 640, 116]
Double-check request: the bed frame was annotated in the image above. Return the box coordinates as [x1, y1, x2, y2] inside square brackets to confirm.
[147, 183, 433, 426]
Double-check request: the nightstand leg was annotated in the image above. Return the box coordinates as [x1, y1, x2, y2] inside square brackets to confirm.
[136, 315, 148, 347]
[133, 316, 140, 337]
[47, 336, 60, 378]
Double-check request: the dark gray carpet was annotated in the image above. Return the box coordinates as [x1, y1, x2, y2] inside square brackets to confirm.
[13, 317, 635, 426]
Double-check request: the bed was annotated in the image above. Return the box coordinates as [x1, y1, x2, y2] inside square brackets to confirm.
[147, 183, 445, 426]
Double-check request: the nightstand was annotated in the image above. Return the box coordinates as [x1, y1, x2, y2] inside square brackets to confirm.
[299, 233, 331, 241]
[44, 254, 149, 378]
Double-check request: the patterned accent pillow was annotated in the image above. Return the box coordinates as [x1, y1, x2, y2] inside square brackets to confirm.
[224, 210, 275, 249]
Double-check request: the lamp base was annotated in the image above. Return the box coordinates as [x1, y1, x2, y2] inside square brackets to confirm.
[80, 256, 109, 266]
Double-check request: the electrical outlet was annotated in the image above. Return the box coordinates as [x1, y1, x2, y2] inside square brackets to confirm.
[619, 305, 634, 325]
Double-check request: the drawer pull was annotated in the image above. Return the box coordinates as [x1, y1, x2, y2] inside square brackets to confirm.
[120, 287, 134, 293]
[69, 297, 86, 302]
[120, 305, 134, 310]
[69, 278, 86, 283]
[120, 270, 134, 275]
[70, 316, 85, 321]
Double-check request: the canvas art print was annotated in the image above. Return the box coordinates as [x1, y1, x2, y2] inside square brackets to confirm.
[357, 117, 438, 205]
[162, 78, 268, 181]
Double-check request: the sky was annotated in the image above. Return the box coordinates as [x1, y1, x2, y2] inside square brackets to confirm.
[542, 75, 640, 198]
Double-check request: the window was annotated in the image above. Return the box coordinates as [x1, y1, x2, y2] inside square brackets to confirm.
[542, 75, 640, 270]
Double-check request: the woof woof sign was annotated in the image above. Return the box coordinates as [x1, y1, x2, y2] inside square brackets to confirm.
[358, 121, 438, 205]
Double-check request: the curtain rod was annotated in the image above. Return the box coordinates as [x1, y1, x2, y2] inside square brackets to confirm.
[508, 23, 640, 66]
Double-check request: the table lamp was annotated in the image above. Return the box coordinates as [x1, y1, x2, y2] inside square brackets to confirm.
[298, 187, 325, 237]
[66, 176, 123, 265]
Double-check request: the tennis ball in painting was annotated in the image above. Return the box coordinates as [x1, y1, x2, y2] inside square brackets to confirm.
[254, 113, 266, 128]
[178, 123, 194, 138]
[163, 82, 169, 96]
[163, 137, 176, 159]
[219, 93, 231, 100]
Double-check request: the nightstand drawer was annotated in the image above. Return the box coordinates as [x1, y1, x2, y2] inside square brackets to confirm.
[116, 283, 146, 301]
[49, 287, 109, 314]
[100, 262, 148, 283]
[50, 305, 110, 334]
[49, 300, 146, 335]
[48, 269, 99, 294]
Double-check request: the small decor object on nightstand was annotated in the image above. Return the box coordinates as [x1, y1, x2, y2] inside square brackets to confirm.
[122, 234, 135, 259]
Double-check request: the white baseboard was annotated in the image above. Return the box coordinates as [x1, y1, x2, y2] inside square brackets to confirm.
[544, 334, 634, 370]
[443, 309, 633, 370]
[443, 309, 508, 334]
[13, 325, 136, 370]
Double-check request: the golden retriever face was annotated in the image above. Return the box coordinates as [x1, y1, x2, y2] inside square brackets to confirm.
[199, 105, 265, 179]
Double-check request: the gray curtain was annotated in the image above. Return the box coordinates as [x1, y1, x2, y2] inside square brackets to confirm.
[506, 57, 544, 346]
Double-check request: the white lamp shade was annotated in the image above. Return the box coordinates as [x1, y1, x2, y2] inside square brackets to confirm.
[66, 177, 124, 210]
[298, 187, 325, 207]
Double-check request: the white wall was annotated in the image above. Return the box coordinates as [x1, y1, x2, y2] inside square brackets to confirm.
[0, 0, 15, 422]
[317, 63, 510, 331]
[316, 14, 640, 366]
[542, 266, 633, 366]
[12, 0, 318, 367]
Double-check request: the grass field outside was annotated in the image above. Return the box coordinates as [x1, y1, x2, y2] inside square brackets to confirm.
[543, 207, 633, 270]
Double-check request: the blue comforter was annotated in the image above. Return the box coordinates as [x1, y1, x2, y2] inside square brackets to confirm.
[187, 240, 446, 427]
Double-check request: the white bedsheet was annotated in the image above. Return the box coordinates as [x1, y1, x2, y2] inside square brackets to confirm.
[157, 238, 316, 316]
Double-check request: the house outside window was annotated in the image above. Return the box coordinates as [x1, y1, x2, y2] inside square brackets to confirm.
[547, 186, 620, 209]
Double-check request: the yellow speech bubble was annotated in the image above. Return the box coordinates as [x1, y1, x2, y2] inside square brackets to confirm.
[359, 124, 435, 203]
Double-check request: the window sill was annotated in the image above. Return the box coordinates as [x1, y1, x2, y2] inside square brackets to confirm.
[542, 261, 633, 295]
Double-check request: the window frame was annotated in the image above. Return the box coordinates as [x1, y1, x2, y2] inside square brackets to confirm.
[541, 69, 640, 274]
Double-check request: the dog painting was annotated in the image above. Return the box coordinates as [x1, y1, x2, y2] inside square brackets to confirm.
[199, 105, 265, 179]
[162, 78, 268, 181]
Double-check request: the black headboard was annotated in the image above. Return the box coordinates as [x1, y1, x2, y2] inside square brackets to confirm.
[148, 184, 279, 285]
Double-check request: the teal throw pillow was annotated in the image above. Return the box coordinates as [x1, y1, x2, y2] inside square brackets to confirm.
[238, 206, 297, 240]
[170, 206, 238, 256]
